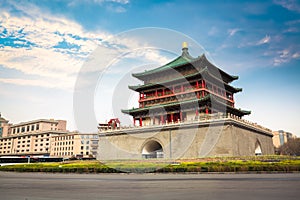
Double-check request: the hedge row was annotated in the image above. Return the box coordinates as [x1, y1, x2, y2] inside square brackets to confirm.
[1, 160, 300, 173]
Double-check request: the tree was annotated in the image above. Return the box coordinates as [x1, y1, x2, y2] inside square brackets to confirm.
[278, 138, 300, 156]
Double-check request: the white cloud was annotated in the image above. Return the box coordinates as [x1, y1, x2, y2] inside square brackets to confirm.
[292, 52, 300, 58]
[67, 0, 129, 10]
[0, 78, 70, 90]
[228, 28, 241, 37]
[274, 0, 300, 12]
[256, 35, 271, 45]
[273, 49, 294, 66]
[0, 2, 170, 91]
[107, 5, 127, 13]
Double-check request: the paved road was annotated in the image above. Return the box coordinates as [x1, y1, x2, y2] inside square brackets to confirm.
[0, 172, 300, 200]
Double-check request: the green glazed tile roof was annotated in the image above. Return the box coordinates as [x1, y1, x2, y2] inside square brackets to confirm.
[132, 55, 195, 78]
[129, 67, 242, 93]
[121, 94, 250, 116]
[132, 52, 238, 82]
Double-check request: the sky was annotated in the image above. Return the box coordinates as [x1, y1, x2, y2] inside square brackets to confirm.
[0, 0, 300, 135]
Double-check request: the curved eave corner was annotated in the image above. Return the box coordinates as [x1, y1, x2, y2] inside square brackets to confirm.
[232, 75, 239, 80]
[121, 109, 132, 115]
[241, 110, 251, 115]
[235, 88, 243, 93]
[128, 85, 139, 91]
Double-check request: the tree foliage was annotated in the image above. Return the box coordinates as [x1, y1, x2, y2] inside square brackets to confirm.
[278, 138, 300, 156]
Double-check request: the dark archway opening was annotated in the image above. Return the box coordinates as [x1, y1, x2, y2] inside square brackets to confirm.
[142, 140, 163, 159]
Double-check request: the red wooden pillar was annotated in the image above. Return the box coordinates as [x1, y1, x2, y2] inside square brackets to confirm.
[171, 113, 174, 122]
[196, 81, 199, 88]
[160, 115, 164, 124]
[205, 107, 209, 114]
[201, 80, 205, 97]
[155, 90, 158, 97]
[180, 111, 183, 121]
[139, 117, 142, 127]
[197, 92, 200, 99]
[162, 88, 165, 96]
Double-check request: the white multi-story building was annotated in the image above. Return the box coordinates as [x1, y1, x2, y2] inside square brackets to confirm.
[0, 116, 68, 156]
[0, 114, 99, 158]
[51, 133, 99, 158]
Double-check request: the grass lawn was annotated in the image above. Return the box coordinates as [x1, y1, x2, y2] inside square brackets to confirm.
[0, 155, 300, 173]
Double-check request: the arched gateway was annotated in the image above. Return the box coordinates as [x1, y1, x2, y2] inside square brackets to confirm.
[142, 140, 164, 159]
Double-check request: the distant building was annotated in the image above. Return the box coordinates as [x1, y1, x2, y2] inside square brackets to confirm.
[50, 133, 98, 158]
[0, 113, 10, 138]
[0, 117, 68, 156]
[0, 115, 98, 158]
[272, 130, 297, 148]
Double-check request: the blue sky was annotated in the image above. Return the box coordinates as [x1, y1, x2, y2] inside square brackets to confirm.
[0, 0, 300, 135]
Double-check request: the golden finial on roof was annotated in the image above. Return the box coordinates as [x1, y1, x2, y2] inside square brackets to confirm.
[182, 42, 188, 49]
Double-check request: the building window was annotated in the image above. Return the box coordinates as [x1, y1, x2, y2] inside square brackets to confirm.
[36, 124, 39, 130]
[21, 127, 25, 132]
[86, 146, 89, 150]
[81, 146, 84, 150]
[31, 125, 35, 131]
[93, 135, 98, 139]
[92, 141, 98, 145]
[27, 126, 30, 132]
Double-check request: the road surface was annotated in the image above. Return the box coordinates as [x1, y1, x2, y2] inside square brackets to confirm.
[0, 172, 299, 200]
